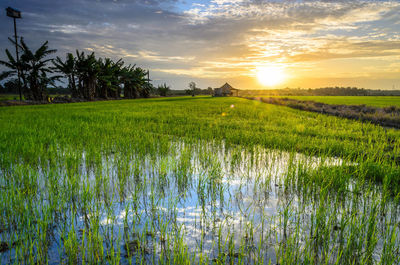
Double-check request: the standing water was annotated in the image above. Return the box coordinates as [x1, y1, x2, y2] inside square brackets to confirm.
[0, 141, 398, 264]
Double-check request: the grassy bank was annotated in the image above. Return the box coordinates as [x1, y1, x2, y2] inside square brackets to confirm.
[272, 96, 400, 108]
[248, 96, 400, 129]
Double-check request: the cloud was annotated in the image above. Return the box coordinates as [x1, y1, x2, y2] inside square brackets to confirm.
[0, 0, 399, 89]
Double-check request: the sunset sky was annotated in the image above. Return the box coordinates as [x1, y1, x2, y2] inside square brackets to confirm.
[1, 0, 400, 90]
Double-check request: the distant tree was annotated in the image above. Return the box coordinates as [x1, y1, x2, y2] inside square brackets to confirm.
[157, 83, 170, 96]
[47, 86, 69, 95]
[207, 86, 213, 95]
[189, 81, 197, 97]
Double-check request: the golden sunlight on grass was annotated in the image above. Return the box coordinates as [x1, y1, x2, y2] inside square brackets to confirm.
[256, 66, 286, 87]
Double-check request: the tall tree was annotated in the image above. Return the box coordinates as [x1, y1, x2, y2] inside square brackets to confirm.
[20, 39, 58, 100]
[97, 58, 123, 99]
[133, 67, 148, 98]
[75, 51, 99, 101]
[189, 81, 197, 97]
[52, 53, 79, 97]
[1, 39, 57, 101]
[121, 65, 148, 99]
[0, 49, 21, 89]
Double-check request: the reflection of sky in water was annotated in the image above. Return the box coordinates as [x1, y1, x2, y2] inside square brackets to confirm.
[3, 141, 396, 265]
[76, 142, 354, 263]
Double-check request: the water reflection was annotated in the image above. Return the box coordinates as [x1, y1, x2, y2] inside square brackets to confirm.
[1, 141, 398, 265]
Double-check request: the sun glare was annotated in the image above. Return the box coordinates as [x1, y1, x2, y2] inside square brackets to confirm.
[256, 66, 286, 87]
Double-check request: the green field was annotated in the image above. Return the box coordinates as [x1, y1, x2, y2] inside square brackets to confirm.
[0, 94, 22, 101]
[0, 97, 399, 264]
[0, 94, 62, 101]
[274, 96, 400, 107]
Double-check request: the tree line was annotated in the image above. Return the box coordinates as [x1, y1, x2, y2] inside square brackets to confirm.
[239, 87, 400, 97]
[0, 39, 156, 101]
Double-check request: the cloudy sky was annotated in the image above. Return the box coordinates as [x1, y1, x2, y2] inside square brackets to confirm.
[1, 0, 400, 90]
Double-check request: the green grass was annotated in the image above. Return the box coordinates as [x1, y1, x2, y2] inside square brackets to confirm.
[0, 94, 22, 101]
[0, 96, 399, 264]
[0, 94, 67, 101]
[1, 96, 398, 164]
[273, 96, 400, 108]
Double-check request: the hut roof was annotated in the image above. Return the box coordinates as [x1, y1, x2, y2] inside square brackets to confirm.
[219, 83, 238, 90]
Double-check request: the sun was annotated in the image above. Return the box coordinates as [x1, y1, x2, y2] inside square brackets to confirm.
[256, 66, 286, 87]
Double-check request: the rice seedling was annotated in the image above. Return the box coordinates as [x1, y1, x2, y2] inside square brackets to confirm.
[0, 97, 399, 264]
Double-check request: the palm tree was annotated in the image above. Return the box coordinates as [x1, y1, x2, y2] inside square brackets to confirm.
[0, 40, 27, 99]
[1, 39, 57, 101]
[138, 69, 151, 98]
[74, 50, 86, 97]
[75, 51, 99, 101]
[121, 65, 148, 99]
[157, 83, 170, 96]
[2, 40, 154, 101]
[20, 39, 58, 100]
[140, 82, 153, 98]
[97, 58, 124, 99]
[120, 65, 133, 99]
[52, 53, 79, 97]
[0, 50, 21, 92]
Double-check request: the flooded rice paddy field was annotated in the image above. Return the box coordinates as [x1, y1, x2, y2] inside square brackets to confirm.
[0, 140, 398, 265]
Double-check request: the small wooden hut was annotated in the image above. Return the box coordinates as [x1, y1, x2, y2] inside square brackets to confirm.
[213, 83, 239, 97]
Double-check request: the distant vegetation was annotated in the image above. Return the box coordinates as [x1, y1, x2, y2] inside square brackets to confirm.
[239, 87, 400, 97]
[152, 86, 213, 97]
[156, 83, 170, 96]
[184, 86, 213, 96]
[272, 96, 400, 108]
